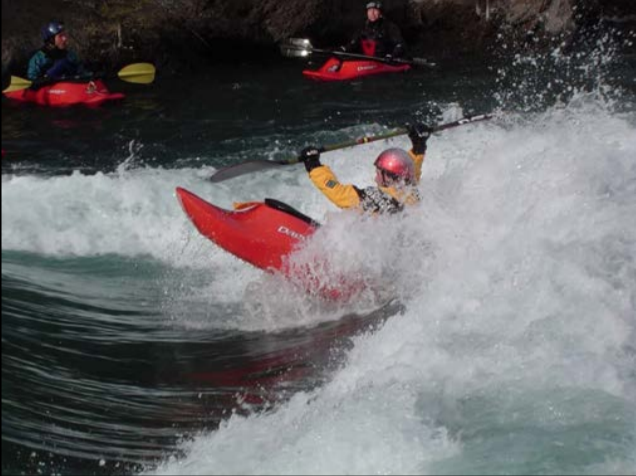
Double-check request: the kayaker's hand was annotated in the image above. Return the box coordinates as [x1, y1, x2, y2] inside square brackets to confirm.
[30, 77, 50, 90]
[1, 71, 10, 91]
[392, 44, 406, 58]
[407, 123, 433, 154]
[384, 54, 394, 62]
[299, 146, 322, 173]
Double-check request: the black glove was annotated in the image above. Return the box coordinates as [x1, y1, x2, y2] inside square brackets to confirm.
[299, 146, 322, 172]
[384, 54, 393, 62]
[29, 77, 51, 90]
[1, 71, 10, 91]
[392, 44, 405, 58]
[407, 123, 433, 154]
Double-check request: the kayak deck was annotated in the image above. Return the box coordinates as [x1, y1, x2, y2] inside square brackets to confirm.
[3, 79, 125, 107]
[176, 187, 366, 301]
[176, 187, 318, 271]
[303, 57, 410, 81]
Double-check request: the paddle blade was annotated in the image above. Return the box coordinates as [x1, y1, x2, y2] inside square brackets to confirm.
[117, 63, 156, 84]
[280, 45, 312, 58]
[287, 38, 313, 49]
[411, 57, 436, 68]
[280, 38, 313, 58]
[208, 159, 297, 183]
[3, 76, 33, 93]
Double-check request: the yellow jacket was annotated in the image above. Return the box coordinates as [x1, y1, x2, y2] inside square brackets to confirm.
[308, 149, 424, 214]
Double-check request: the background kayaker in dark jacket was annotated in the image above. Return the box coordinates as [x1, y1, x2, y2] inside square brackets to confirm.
[298, 124, 431, 215]
[340, 1, 407, 60]
[27, 21, 92, 82]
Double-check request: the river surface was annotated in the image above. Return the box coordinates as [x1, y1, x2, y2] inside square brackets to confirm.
[2, 45, 636, 475]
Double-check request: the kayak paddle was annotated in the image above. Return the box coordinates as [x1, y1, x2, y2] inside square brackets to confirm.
[280, 38, 435, 68]
[208, 114, 493, 183]
[2, 62, 156, 93]
[115, 63, 156, 84]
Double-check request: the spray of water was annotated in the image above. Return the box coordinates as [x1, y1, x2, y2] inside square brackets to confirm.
[145, 94, 636, 474]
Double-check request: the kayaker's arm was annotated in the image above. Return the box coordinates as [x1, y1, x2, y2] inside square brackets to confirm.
[340, 30, 362, 54]
[309, 165, 362, 210]
[299, 147, 362, 210]
[407, 123, 432, 184]
[386, 20, 406, 58]
[67, 50, 93, 79]
[409, 150, 425, 185]
[27, 50, 50, 81]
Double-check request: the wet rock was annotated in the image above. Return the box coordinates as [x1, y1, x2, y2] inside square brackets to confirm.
[1, 0, 634, 73]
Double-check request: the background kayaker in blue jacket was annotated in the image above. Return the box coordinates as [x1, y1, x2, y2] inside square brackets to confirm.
[27, 21, 92, 82]
[340, 2, 407, 60]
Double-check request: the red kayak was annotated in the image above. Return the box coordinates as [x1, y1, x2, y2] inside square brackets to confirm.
[176, 187, 365, 301]
[176, 187, 318, 271]
[3, 79, 125, 107]
[303, 57, 410, 81]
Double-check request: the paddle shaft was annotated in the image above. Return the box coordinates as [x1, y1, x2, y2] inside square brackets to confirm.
[321, 129, 406, 154]
[3, 63, 155, 93]
[310, 47, 432, 68]
[208, 114, 493, 183]
[319, 114, 492, 156]
[36, 66, 149, 86]
[281, 39, 434, 68]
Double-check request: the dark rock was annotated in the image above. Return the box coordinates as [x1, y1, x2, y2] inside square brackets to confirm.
[2, 0, 634, 74]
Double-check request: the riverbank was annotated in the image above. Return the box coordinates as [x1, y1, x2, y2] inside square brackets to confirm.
[1, 0, 634, 75]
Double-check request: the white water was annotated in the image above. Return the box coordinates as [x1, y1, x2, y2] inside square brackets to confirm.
[3, 98, 636, 474]
[144, 100, 635, 474]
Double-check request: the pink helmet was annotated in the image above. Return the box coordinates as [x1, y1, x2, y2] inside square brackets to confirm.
[374, 148, 415, 186]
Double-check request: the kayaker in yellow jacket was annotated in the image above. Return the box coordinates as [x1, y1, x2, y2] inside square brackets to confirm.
[298, 123, 431, 214]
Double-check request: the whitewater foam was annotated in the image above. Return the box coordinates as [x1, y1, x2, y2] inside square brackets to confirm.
[145, 99, 636, 474]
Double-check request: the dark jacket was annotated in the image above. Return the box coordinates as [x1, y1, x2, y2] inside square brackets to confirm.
[27, 46, 89, 81]
[343, 17, 406, 58]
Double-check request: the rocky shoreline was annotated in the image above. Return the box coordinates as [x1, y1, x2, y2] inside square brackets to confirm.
[2, 0, 634, 74]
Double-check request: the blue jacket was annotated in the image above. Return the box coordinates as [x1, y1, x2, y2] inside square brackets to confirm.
[27, 48, 90, 81]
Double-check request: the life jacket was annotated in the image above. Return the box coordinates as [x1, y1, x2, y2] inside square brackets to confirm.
[38, 47, 77, 79]
[41, 45, 67, 61]
[356, 17, 406, 58]
[361, 39, 377, 57]
[356, 186, 421, 215]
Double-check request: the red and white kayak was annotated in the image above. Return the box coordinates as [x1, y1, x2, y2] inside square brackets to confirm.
[176, 187, 318, 271]
[303, 57, 410, 81]
[3, 79, 125, 107]
[176, 187, 365, 301]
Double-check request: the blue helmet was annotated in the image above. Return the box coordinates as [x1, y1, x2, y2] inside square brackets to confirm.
[42, 21, 65, 42]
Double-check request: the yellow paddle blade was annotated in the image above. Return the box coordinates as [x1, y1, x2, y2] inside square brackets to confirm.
[3, 76, 33, 93]
[117, 63, 156, 84]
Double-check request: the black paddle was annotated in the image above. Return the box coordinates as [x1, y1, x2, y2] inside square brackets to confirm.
[280, 38, 435, 68]
[208, 114, 493, 183]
